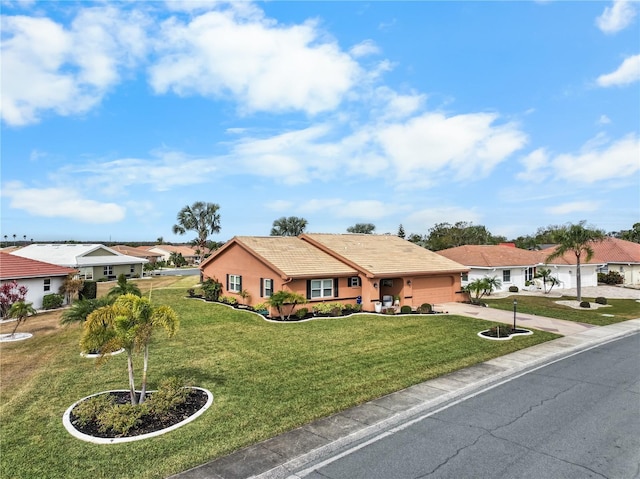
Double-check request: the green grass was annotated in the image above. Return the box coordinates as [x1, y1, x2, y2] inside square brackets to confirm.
[1, 286, 560, 479]
[484, 295, 640, 326]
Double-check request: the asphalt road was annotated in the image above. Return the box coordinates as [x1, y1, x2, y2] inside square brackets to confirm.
[296, 332, 640, 479]
[156, 267, 200, 276]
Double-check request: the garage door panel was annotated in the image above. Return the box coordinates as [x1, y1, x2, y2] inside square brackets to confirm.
[412, 276, 457, 305]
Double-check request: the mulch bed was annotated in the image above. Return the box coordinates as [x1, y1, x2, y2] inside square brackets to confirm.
[69, 388, 208, 438]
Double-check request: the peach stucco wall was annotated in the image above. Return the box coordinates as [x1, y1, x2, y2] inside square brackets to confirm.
[201, 243, 463, 312]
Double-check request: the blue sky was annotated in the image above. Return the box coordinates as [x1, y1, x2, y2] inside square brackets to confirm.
[1, 1, 639, 244]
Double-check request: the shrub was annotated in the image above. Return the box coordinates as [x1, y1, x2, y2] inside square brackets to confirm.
[312, 303, 344, 315]
[0, 280, 28, 318]
[220, 296, 238, 305]
[295, 307, 309, 320]
[201, 278, 222, 301]
[508, 286, 519, 293]
[146, 377, 189, 418]
[598, 271, 623, 285]
[579, 301, 591, 308]
[72, 394, 115, 428]
[343, 303, 362, 314]
[382, 308, 395, 315]
[96, 403, 146, 436]
[595, 297, 607, 305]
[400, 305, 412, 314]
[80, 280, 97, 300]
[253, 302, 268, 313]
[42, 293, 64, 310]
[417, 303, 432, 314]
[187, 288, 196, 297]
[486, 325, 515, 337]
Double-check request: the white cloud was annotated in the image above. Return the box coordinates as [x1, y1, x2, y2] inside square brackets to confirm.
[517, 148, 550, 183]
[1, 7, 149, 126]
[596, 0, 637, 34]
[596, 54, 640, 87]
[598, 114, 612, 125]
[551, 133, 640, 183]
[376, 112, 527, 183]
[350, 39, 380, 58]
[546, 201, 600, 215]
[296, 199, 398, 220]
[66, 149, 220, 193]
[1, 181, 125, 223]
[148, 10, 361, 115]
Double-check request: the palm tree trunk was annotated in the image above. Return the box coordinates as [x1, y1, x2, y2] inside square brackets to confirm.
[576, 254, 582, 302]
[11, 318, 22, 336]
[140, 345, 149, 404]
[127, 351, 137, 405]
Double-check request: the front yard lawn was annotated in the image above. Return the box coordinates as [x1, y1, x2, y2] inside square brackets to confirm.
[1, 282, 559, 479]
[483, 295, 640, 326]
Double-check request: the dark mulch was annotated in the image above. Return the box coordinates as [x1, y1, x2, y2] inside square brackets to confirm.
[480, 327, 530, 338]
[69, 388, 208, 438]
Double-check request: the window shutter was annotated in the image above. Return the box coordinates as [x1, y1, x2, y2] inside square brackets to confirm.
[226, 274, 229, 291]
[306, 280, 311, 300]
[260, 278, 264, 297]
[239, 276, 242, 291]
[334, 278, 339, 297]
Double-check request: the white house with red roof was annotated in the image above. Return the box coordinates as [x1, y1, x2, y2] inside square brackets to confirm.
[0, 252, 78, 310]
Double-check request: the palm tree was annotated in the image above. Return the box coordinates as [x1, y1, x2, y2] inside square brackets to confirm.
[12, 234, 16, 246]
[546, 221, 605, 302]
[22, 235, 26, 243]
[107, 274, 142, 299]
[81, 294, 179, 405]
[3, 234, 7, 245]
[270, 216, 308, 236]
[534, 268, 560, 294]
[59, 274, 84, 304]
[7, 300, 37, 336]
[60, 297, 112, 325]
[172, 202, 221, 260]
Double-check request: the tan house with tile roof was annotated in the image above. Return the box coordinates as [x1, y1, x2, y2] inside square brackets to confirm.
[112, 245, 163, 264]
[200, 234, 467, 312]
[144, 245, 199, 264]
[438, 244, 601, 292]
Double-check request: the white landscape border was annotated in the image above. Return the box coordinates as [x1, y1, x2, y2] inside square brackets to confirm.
[63, 387, 213, 444]
[80, 348, 125, 358]
[477, 328, 533, 341]
[0, 332, 33, 342]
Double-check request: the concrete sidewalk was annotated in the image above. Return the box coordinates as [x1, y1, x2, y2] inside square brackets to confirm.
[170, 317, 640, 479]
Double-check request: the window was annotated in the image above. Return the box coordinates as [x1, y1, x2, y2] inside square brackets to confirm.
[104, 266, 113, 276]
[525, 267, 534, 282]
[381, 279, 393, 287]
[261, 278, 274, 297]
[503, 270, 511, 282]
[310, 279, 334, 298]
[130, 265, 135, 274]
[461, 272, 468, 282]
[348, 277, 361, 287]
[227, 274, 242, 292]
[44, 278, 51, 291]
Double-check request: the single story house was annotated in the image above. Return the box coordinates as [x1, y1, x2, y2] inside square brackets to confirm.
[438, 244, 600, 292]
[111, 245, 163, 264]
[10, 244, 147, 281]
[0, 252, 78, 310]
[199, 234, 467, 312]
[144, 245, 199, 264]
[579, 237, 640, 287]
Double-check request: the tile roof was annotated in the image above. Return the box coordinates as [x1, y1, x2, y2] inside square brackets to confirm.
[232, 236, 358, 277]
[0, 252, 78, 280]
[438, 245, 542, 267]
[112, 245, 163, 258]
[302, 234, 467, 276]
[146, 245, 198, 257]
[543, 237, 640, 265]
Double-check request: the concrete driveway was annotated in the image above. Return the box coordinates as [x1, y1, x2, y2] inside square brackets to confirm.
[439, 285, 640, 336]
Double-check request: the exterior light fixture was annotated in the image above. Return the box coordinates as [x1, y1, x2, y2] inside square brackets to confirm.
[407, 280, 411, 286]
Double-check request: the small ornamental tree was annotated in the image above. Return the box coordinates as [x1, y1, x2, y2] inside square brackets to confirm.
[267, 291, 307, 320]
[7, 300, 37, 336]
[0, 281, 28, 318]
[107, 274, 142, 299]
[534, 268, 560, 294]
[59, 274, 84, 304]
[81, 294, 179, 405]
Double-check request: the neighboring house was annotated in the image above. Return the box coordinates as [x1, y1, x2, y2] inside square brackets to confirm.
[0, 252, 78, 310]
[557, 237, 640, 287]
[438, 244, 600, 292]
[111, 245, 163, 264]
[144, 245, 199, 264]
[200, 234, 467, 312]
[11, 244, 147, 281]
